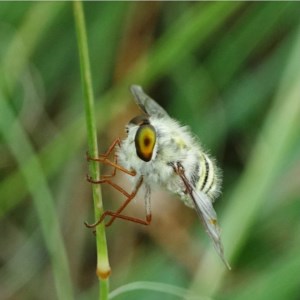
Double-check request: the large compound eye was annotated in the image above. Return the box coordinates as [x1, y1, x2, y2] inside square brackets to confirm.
[135, 125, 156, 162]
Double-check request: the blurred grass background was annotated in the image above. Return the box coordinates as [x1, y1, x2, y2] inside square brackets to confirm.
[1, 2, 300, 300]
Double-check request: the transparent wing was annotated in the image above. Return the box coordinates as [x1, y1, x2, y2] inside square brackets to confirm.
[175, 164, 231, 269]
[130, 85, 169, 118]
[191, 189, 231, 270]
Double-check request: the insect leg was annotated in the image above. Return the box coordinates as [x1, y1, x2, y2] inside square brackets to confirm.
[88, 156, 136, 177]
[87, 175, 130, 197]
[103, 181, 152, 226]
[105, 176, 144, 226]
[90, 211, 152, 226]
[84, 177, 131, 228]
[100, 154, 119, 179]
[100, 159, 136, 177]
[144, 184, 152, 224]
[86, 137, 121, 161]
[85, 177, 146, 228]
[86, 137, 136, 177]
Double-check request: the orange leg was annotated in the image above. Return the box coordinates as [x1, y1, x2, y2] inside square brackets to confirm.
[85, 176, 152, 227]
[86, 139, 151, 227]
[87, 138, 121, 161]
[100, 154, 119, 180]
[87, 138, 136, 177]
[89, 211, 152, 226]
[87, 175, 130, 198]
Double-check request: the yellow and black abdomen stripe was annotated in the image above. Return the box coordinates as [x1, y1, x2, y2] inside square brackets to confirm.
[197, 152, 217, 197]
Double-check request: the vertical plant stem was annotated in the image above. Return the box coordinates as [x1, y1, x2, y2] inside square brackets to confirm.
[73, 1, 111, 299]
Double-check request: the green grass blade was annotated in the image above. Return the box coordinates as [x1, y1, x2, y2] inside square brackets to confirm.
[0, 94, 74, 300]
[189, 24, 300, 297]
[132, 1, 244, 86]
[223, 233, 300, 300]
[109, 281, 202, 300]
[1, 2, 65, 94]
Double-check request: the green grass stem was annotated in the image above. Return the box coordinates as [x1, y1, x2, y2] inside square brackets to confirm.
[73, 1, 110, 299]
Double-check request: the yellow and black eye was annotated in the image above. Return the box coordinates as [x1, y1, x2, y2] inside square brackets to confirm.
[135, 125, 156, 162]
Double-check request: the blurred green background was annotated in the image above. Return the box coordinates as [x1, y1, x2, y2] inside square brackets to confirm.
[1, 2, 300, 300]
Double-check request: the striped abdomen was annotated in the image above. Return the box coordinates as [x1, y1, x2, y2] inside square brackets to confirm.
[194, 152, 221, 200]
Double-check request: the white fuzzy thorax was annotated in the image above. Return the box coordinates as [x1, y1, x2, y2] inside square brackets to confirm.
[117, 115, 221, 208]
